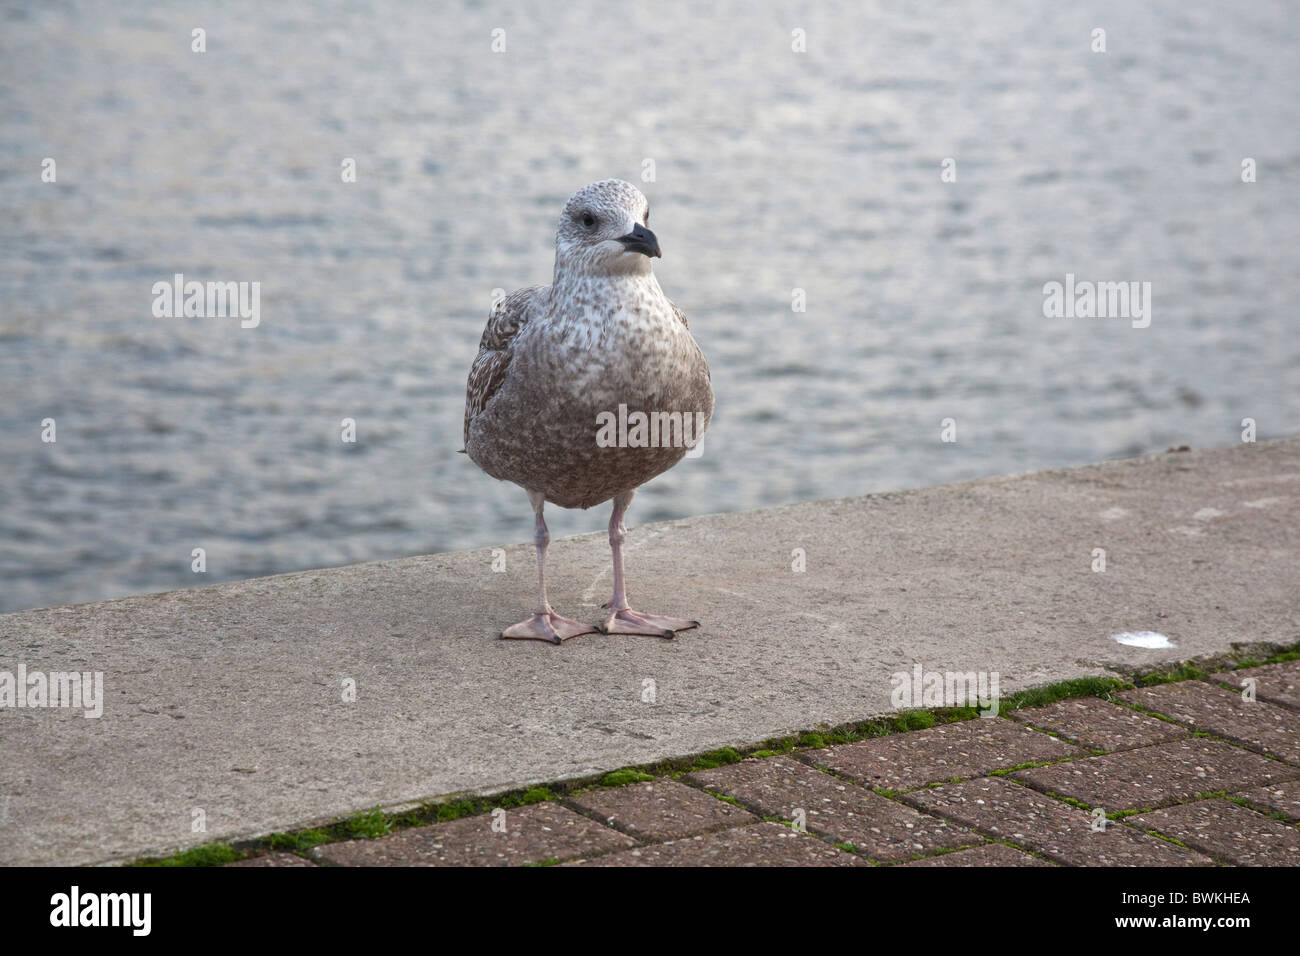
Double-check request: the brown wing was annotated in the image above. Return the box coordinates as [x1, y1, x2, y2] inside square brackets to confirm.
[669, 299, 690, 329]
[463, 286, 546, 449]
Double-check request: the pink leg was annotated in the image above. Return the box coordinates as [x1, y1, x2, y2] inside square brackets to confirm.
[501, 491, 597, 644]
[599, 490, 699, 638]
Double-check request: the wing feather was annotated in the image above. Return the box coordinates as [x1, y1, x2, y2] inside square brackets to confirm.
[463, 286, 546, 449]
[669, 299, 690, 329]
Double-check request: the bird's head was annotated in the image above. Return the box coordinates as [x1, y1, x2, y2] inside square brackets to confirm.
[555, 179, 659, 277]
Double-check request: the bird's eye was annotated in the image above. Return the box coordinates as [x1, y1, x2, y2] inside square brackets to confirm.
[644, 208, 650, 225]
[581, 212, 596, 229]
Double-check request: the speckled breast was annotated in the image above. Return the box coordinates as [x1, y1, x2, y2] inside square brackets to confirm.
[469, 333, 713, 510]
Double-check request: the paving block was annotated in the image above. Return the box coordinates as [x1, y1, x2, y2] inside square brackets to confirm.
[686, 755, 975, 862]
[565, 821, 865, 866]
[565, 778, 757, 842]
[802, 717, 1082, 791]
[225, 852, 316, 867]
[899, 843, 1055, 867]
[1128, 798, 1300, 866]
[1119, 681, 1300, 764]
[1232, 782, 1300, 822]
[1012, 738, 1298, 812]
[1010, 696, 1187, 752]
[1210, 659, 1300, 710]
[313, 802, 634, 866]
[906, 777, 1211, 866]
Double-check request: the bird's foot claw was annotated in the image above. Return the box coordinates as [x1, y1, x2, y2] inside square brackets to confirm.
[501, 612, 597, 644]
[598, 608, 699, 638]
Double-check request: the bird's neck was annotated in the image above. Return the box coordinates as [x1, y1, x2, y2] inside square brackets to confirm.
[552, 267, 663, 308]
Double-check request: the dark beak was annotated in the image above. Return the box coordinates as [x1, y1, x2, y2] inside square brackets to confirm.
[617, 223, 661, 259]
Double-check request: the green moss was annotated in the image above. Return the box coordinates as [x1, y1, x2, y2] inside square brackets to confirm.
[343, 808, 391, 839]
[891, 710, 936, 732]
[1002, 676, 1131, 711]
[600, 769, 654, 787]
[1137, 828, 1188, 848]
[134, 842, 240, 867]
[688, 747, 743, 771]
[524, 857, 561, 867]
[1042, 791, 1092, 812]
[990, 758, 1064, 776]
[1109, 807, 1151, 819]
[748, 749, 780, 759]
[265, 828, 330, 854]
[390, 808, 430, 830]
[819, 730, 857, 745]
[1136, 664, 1208, 686]
[436, 799, 479, 822]
[509, 787, 556, 806]
[905, 845, 964, 862]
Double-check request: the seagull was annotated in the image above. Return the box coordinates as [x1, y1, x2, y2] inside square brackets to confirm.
[463, 179, 714, 643]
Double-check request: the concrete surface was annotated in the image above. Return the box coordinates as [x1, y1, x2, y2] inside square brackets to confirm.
[1, 438, 1297, 865]
[241, 660, 1300, 867]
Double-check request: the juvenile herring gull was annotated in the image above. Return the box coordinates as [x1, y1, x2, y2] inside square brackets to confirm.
[463, 179, 714, 643]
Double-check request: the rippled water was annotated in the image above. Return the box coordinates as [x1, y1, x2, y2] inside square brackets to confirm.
[1, 1, 1298, 612]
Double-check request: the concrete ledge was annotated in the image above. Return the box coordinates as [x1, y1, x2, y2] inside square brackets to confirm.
[1, 439, 1297, 865]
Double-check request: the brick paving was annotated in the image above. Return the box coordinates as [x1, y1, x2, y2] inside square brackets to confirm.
[1009, 696, 1188, 752]
[1233, 782, 1300, 822]
[798, 716, 1083, 790]
[225, 668, 1300, 868]
[565, 822, 865, 867]
[1012, 738, 1297, 812]
[904, 776, 1211, 866]
[227, 852, 317, 867]
[899, 843, 1054, 867]
[1119, 681, 1300, 764]
[686, 755, 976, 862]
[1127, 798, 1300, 866]
[1210, 659, 1300, 710]
[566, 778, 759, 841]
[313, 802, 635, 866]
